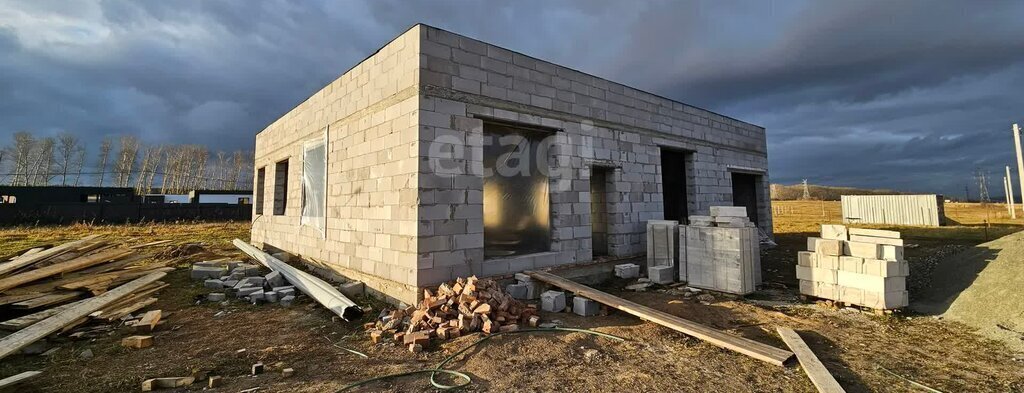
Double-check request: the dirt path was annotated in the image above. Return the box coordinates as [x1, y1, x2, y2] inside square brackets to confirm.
[914, 230, 1024, 351]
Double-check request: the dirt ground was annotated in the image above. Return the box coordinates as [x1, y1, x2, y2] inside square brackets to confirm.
[0, 204, 1022, 392]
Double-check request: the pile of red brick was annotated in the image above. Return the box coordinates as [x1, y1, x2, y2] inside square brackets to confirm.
[365, 276, 540, 352]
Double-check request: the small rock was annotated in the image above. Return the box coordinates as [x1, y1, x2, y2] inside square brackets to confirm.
[696, 294, 714, 303]
[282, 368, 295, 378]
[208, 375, 223, 388]
[79, 349, 94, 359]
[583, 349, 600, 362]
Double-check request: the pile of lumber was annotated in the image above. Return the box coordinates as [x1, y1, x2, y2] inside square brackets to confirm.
[0, 235, 174, 344]
[366, 276, 538, 352]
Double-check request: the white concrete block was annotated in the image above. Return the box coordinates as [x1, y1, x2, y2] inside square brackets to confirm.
[849, 234, 904, 246]
[710, 206, 748, 217]
[649, 265, 674, 284]
[844, 241, 883, 259]
[807, 237, 842, 256]
[820, 224, 848, 241]
[837, 271, 906, 292]
[848, 228, 901, 239]
[795, 266, 838, 284]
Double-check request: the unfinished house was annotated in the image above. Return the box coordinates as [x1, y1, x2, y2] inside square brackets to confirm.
[251, 24, 771, 304]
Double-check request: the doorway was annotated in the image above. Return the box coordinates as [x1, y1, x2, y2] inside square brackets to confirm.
[731, 172, 761, 226]
[660, 149, 690, 222]
[590, 167, 610, 256]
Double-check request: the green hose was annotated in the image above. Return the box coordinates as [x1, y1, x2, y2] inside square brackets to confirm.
[338, 327, 626, 391]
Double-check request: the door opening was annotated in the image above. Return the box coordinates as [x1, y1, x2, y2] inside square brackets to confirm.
[590, 167, 610, 256]
[660, 149, 690, 222]
[731, 172, 760, 226]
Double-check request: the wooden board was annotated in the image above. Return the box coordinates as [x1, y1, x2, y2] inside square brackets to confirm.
[0, 271, 166, 361]
[0, 293, 47, 306]
[0, 370, 42, 389]
[776, 327, 846, 393]
[11, 292, 83, 309]
[0, 248, 133, 293]
[0, 235, 101, 277]
[526, 270, 793, 366]
[0, 299, 89, 331]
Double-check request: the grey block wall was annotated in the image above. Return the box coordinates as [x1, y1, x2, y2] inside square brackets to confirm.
[252, 24, 772, 305]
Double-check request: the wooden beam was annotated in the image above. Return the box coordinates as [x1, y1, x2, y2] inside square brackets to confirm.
[776, 327, 846, 393]
[0, 370, 42, 389]
[0, 235, 101, 277]
[0, 299, 89, 331]
[11, 292, 83, 309]
[135, 310, 162, 332]
[0, 248, 133, 293]
[0, 271, 166, 361]
[526, 270, 794, 366]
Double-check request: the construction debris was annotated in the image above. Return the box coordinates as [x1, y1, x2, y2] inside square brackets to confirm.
[526, 270, 793, 366]
[233, 239, 363, 320]
[141, 377, 195, 391]
[0, 370, 42, 389]
[798, 225, 909, 310]
[122, 335, 154, 349]
[365, 276, 536, 346]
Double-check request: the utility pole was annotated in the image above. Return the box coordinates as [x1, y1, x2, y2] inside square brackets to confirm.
[801, 179, 811, 200]
[1014, 123, 1024, 217]
[1006, 166, 1017, 218]
[1005, 176, 1014, 217]
[974, 169, 990, 204]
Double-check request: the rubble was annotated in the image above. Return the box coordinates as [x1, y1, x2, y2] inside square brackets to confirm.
[365, 276, 538, 348]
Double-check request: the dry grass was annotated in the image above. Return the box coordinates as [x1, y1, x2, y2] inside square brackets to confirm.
[0, 221, 251, 258]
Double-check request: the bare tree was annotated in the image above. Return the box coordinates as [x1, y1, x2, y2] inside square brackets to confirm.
[231, 150, 247, 190]
[96, 137, 112, 187]
[134, 144, 164, 194]
[9, 132, 36, 186]
[56, 133, 81, 186]
[25, 137, 55, 186]
[113, 135, 139, 187]
[72, 147, 86, 186]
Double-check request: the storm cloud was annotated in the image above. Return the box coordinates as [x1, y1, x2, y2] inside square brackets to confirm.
[1, 0, 1023, 197]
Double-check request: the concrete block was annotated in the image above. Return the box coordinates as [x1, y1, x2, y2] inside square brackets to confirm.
[614, 263, 640, 279]
[837, 271, 906, 292]
[820, 224, 848, 241]
[540, 290, 566, 312]
[848, 228, 900, 239]
[797, 251, 815, 267]
[505, 283, 528, 299]
[572, 297, 599, 316]
[880, 245, 904, 261]
[248, 290, 266, 303]
[191, 266, 227, 280]
[264, 291, 278, 303]
[816, 255, 840, 270]
[714, 216, 749, 227]
[222, 279, 239, 288]
[280, 295, 295, 307]
[838, 256, 864, 273]
[799, 280, 838, 300]
[339, 281, 364, 298]
[710, 206, 747, 217]
[844, 241, 882, 259]
[226, 261, 243, 271]
[807, 237, 841, 256]
[522, 280, 543, 299]
[204, 279, 224, 289]
[862, 289, 909, 309]
[861, 259, 910, 277]
[265, 271, 285, 288]
[648, 265, 674, 284]
[207, 292, 226, 302]
[849, 234, 904, 246]
[514, 273, 533, 282]
[236, 287, 260, 298]
[688, 215, 713, 226]
[277, 288, 296, 298]
[795, 266, 838, 284]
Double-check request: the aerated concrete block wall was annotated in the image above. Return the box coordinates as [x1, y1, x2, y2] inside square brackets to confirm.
[252, 24, 772, 304]
[412, 25, 771, 287]
[252, 26, 423, 304]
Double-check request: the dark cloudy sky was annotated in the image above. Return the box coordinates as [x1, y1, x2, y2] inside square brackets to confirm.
[2, 1, 1024, 198]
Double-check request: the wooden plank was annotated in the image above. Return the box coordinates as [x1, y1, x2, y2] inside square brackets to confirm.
[776, 327, 846, 393]
[0, 248, 133, 293]
[11, 292, 83, 309]
[94, 297, 158, 322]
[0, 299, 89, 331]
[0, 293, 47, 306]
[0, 235, 101, 277]
[0, 370, 42, 389]
[135, 310, 162, 332]
[526, 270, 793, 366]
[0, 271, 166, 361]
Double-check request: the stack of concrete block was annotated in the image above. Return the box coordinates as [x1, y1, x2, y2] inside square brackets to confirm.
[797, 225, 909, 310]
[678, 206, 761, 295]
[192, 261, 300, 306]
[646, 220, 678, 284]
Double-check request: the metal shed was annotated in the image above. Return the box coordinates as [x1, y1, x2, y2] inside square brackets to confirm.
[841, 194, 946, 226]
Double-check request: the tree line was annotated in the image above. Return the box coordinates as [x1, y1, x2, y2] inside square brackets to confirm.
[0, 131, 253, 194]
